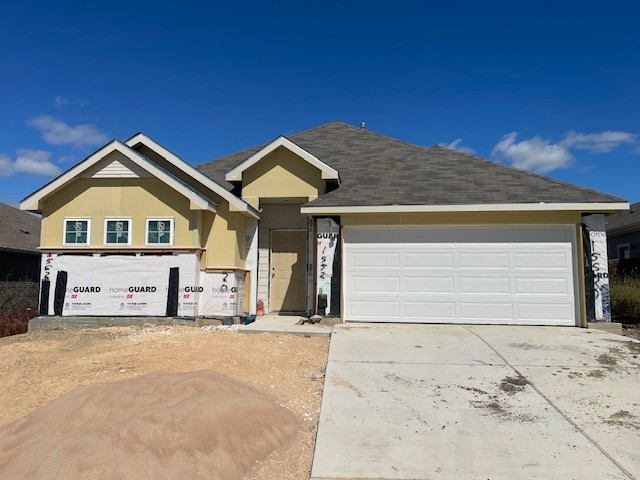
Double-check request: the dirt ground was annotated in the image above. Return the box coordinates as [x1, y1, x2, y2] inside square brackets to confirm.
[0, 326, 330, 480]
[622, 323, 640, 341]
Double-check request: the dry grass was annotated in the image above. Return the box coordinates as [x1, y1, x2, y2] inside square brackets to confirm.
[610, 275, 640, 322]
[0, 309, 36, 338]
[0, 281, 38, 338]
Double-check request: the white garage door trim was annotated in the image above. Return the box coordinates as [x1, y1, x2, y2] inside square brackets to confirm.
[343, 225, 579, 326]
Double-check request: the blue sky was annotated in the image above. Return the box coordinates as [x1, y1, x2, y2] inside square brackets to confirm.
[1, 1, 639, 206]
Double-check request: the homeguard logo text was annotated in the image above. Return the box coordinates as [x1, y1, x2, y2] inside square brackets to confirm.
[129, 286, 157, 293]
[67, 286, 101, 293]
[108, 286, 157, 293]
[180, 286, 204, 293]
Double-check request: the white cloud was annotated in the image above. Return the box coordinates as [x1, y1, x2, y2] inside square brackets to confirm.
[15, 149, 61, 176]
[440, 138, 477, 155]
[29, 115, 108, 148]
[53, 96, 70, 107]
[0, 154, 13, 176]
[492, 132, 574, 174]
[58, 154, 77, 163]
[560, 131, 637, 153]
[0, 150, 60, 177]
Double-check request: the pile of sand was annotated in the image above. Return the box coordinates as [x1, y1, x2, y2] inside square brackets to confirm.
[0, 370, 301, 480]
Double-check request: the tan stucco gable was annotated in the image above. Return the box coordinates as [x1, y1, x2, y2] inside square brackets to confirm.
[241, 147, 326, 208]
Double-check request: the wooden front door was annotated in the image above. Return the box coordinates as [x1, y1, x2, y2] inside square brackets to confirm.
[271, 230, 307, 312]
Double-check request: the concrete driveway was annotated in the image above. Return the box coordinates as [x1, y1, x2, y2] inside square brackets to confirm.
[311, 324, 640, 480]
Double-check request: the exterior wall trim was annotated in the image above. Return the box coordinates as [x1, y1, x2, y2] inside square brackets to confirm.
[302, 202, 629, 215]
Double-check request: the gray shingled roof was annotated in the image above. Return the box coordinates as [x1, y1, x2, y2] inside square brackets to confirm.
[197, 121, 624, 207]
[606, 201, 640, 234]
[0, 202, 41, 253]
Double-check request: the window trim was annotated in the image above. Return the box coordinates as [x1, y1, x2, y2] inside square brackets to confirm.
[63, 218, 91, 246]
[145, 218, 174, 246]
[104, 218, 132, 246]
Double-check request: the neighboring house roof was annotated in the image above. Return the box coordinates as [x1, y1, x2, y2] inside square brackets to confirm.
[0, 202, 41, 254]
[197, 121, 626, 212]
[606, 201, 640, 235]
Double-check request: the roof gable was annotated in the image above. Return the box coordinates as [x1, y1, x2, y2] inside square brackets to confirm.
[21, 141, 217, 214]
[125, 133, 259, 218]
[224, 136, 339, 183]
[82, 151, 152, 179]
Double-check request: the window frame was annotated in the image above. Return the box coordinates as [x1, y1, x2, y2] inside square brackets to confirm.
[145, 218, 174, 246]
[104, 218, 132, 246]
[63, 218, 91, 246]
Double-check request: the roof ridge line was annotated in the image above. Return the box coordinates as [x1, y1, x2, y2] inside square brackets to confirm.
[322, 123, 429, 154]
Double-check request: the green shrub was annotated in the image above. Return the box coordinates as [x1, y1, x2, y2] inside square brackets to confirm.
[610, 276, 640, 322]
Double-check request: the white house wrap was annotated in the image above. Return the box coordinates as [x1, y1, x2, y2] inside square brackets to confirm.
[40, 253, 245, 318]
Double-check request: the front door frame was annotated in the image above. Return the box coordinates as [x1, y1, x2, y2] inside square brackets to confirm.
[269, 228, 308, 313]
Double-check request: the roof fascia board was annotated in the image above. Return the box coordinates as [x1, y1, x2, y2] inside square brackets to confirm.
[21, 141, 215, 213]
[300, 202, 631, 215]
[225, 136, 339, 182]
[125, 133, 259, 219]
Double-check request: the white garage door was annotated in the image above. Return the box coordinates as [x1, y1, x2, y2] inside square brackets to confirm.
[343, 226, 577, 326]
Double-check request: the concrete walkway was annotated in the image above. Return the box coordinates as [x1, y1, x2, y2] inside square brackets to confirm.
[311, 324, 640, 480]
[237, 315, 333, 336]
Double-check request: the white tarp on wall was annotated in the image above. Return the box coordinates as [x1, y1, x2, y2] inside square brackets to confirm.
[316, 232, 338, 315]
[40, 254, 244, 317]
[589, 229, 611, 321]
[41, 253, 199, 316]
[198, 271, 243, 317]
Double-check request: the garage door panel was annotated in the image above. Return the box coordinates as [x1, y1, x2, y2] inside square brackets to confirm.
[459, 302, 513, 320]
[458, 276, 511, 294]
[516, 303, 574, 322]
[350, 300, 400, 318]
[459, 252, 510, 269]
[352, 276, 400, 293]
[461, 227, 511, 243]
[405, 276, 454, 293]
[515, 277, 571, 295]
[513, 252, 570, 269]
[346, 227, 458, 244]
[404, 252, 454, 268]
[513, 227, 571, 243]
[404, 301, 456, 319]
[352, 252, 400, 268]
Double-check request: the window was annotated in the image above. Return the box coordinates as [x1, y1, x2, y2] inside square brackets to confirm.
[146, 219, 174, 245]
[64, 219, 90, 245]
[104, 219, 131, 245]
[618, 244, 631, 260]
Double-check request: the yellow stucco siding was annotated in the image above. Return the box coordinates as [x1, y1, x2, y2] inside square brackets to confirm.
[40, 176, 247, 269]
[134, 145, 231, 207]
[201, 202, 247, 270]
[241, 148, 325, 206]
[340, 211, 582, 227]
[41, 178, 196, 248]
